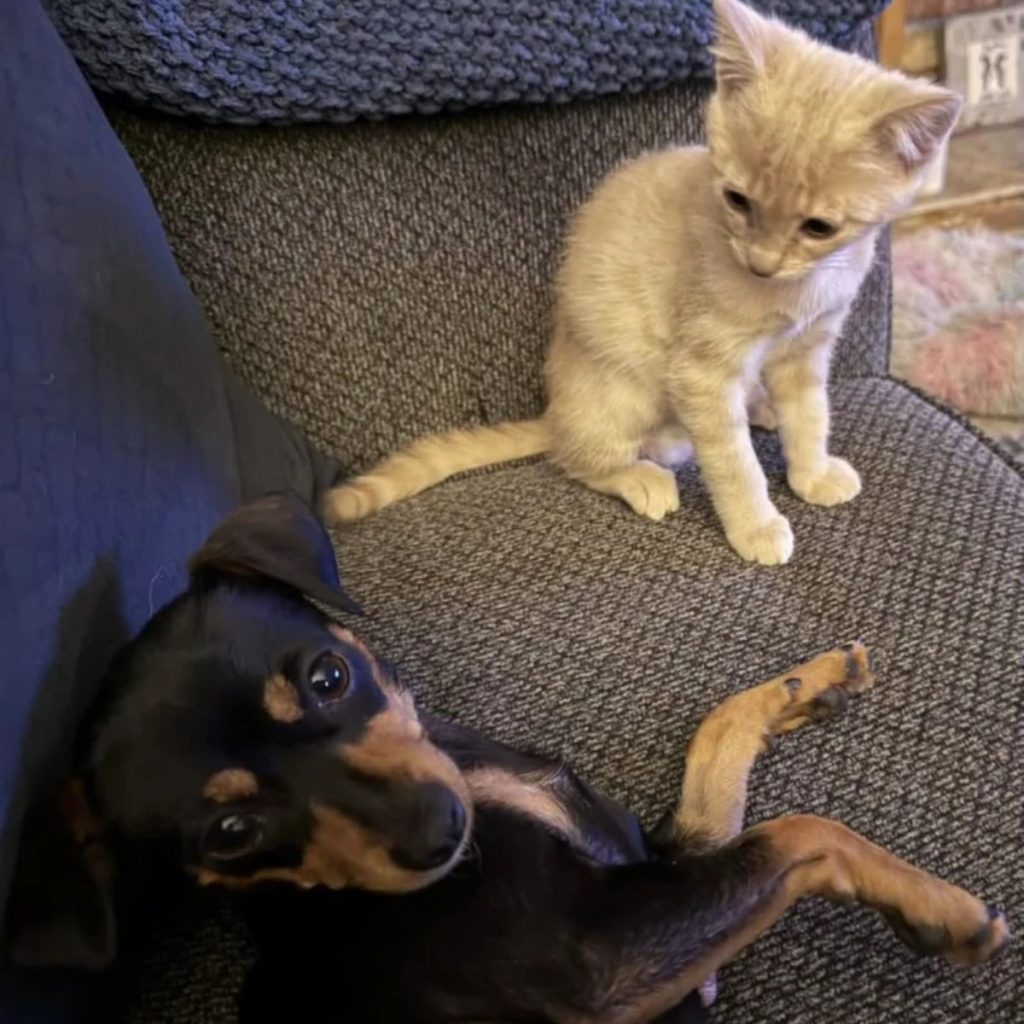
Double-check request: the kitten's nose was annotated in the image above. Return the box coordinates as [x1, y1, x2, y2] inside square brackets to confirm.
[747, 248, 782, 278]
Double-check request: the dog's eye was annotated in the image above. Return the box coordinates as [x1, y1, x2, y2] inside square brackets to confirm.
[205, 814, 264, 860]
[801, 217, 838, 239]
[309, 653, 350, 702]
[724, 188, 751, 214]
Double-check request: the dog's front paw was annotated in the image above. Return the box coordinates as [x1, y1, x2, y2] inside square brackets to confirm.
[886, 898, 1010, 968]
[726, 514, 794, 566]
[789, 457, 861, 507]
[773, 641, 875, 734]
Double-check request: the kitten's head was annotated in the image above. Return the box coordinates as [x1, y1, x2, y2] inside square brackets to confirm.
[705, 0, 960, 280]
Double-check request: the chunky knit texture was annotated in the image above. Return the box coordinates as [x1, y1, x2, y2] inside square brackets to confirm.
[48, 0, 887, 124]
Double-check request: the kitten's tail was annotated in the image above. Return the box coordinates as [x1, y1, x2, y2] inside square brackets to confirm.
[323, 419, 549, 523]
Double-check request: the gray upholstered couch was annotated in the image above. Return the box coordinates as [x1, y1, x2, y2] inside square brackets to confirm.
[4, 1, 1022, 1021]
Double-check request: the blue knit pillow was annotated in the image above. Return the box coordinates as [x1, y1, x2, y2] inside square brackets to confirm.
[45, 0, 888, 125]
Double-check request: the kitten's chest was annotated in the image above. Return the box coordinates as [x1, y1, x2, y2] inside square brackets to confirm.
[738, 272, 853, 346]
[757, 307, 805, 342]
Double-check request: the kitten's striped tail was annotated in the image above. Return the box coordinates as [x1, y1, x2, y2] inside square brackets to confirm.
[323, 419, 549, 523]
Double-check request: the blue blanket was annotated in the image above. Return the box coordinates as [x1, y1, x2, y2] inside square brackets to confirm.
[46, 1, 887, 125]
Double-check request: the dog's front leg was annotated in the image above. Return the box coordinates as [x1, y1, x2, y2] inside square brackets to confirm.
[671, 642, 875, 848]
[563, 815, 1008, 1024]
[551, 647, 1007, 1024]
[654, 642, 874, 1008]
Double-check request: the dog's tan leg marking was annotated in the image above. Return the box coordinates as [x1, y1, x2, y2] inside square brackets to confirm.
[576, 644, 1007, 1024]
[666, 643, 872, 1010]
[676, 643, 874, 847]
[599, 815, 1010, 1024]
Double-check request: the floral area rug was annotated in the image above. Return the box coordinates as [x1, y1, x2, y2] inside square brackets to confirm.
[890, 225, 1024, 467]
[888, 227, 1024, 468]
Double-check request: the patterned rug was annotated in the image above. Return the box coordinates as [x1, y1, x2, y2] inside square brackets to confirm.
[890, 227, 1024, 430]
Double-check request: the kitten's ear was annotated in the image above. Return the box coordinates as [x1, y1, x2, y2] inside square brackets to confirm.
[711, 0, 771, 94]
[872, 81, 962, 171]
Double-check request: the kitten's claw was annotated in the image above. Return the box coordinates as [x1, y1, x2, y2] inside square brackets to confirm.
[727, 514, 794, 565]
[789, 456, 861, 507]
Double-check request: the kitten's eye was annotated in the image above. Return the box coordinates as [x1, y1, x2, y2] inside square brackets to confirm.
[801, 218, 838, 239]
[724, 188, 751, 214]
[204, 813, 264, 860]
[309, 653, 350, 702]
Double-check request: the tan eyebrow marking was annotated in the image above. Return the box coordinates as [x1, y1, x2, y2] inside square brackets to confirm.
[264, 674, 304, 723]
[203, 768, 259, 803]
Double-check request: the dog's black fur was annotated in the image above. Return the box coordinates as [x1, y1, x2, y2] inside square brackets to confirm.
[233, 721, 739, 1024]
[20, 495, 1007, 1024]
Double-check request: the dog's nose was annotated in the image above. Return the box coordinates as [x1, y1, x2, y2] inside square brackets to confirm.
[392, 789, 467, 871]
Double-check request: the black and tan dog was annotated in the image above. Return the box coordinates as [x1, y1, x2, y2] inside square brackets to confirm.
[43, 495, 1010, 1022]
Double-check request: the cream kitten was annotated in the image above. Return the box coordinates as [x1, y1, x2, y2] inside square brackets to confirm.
[326, 0, 960, 565]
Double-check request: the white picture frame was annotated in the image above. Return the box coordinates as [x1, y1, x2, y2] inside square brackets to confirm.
[945, 4, 1024, 131]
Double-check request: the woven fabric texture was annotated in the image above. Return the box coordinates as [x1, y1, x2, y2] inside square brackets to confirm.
[48, 0, 887, 125]
[107, 68, 890, 476]
[126, 377, 1024, 1022]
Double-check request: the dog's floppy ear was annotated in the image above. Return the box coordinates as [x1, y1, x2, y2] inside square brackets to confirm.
[189, 492, 363, 615]
[5, 779, 117, 970]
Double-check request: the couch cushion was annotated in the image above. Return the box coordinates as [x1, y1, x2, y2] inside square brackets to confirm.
[107, 75, 891, 476]
[342, 378, 1024, 1021]
[128, 377, 1023, 1022]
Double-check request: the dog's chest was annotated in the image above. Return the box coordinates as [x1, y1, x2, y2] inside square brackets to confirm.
[466, 763, 646, 866]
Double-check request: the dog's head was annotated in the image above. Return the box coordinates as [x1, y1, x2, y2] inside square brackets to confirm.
[88, 494, 471, 895]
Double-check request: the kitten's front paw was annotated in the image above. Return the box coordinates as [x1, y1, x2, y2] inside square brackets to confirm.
[789, 457, 861, 507]
[618, 462, 681, 522]
[726, 515, 794, 566]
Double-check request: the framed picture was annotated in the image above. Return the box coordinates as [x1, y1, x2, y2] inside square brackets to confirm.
[945, 4, 1024, 130]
